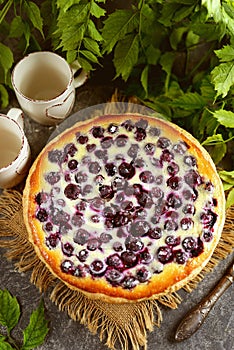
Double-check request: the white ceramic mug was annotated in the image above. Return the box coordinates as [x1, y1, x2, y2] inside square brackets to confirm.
[11, 51, 88, 125]
[0, 108, 31, 189]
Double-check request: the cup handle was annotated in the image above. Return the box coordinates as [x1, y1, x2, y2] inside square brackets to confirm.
[7, 108, 24, 129]
[70, 60, 89, 88]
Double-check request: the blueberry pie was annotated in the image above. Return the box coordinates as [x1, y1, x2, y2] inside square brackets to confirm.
[23, 114, 225, 302]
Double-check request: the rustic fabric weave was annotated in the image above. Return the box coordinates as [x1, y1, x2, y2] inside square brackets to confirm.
[0, 190, 233, 349]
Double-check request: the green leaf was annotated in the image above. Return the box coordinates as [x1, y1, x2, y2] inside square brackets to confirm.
[102, 9, 139, 54]
[159, 52, 175, 93]
[208, 142, 227, 165]
[219, 170, 234, 184]
[0, 338, 14, 350]
[141, 65, 149, 95]
[214, 45, 234, 62]
[90, 2, 106, 18]
[21, 299, 49, 350]
[170, 92, 206, 110]
[170, 27, 187, 50]
[201, 0, 222, 22]
[0, 84, 9, 108]
[9, 16, 25, 38]
[222, 182, 233, 191]
[83, 37, 102, 56]
[113, 34, 139, 81]
[200, 76, 216, 102]
[202, 134, 224, 146]
[0, 43, 13, 83]
[211, 60, 234, 98]
[0, 289, 20, 332]
[77, 56, 94, 72]
[80, 49, 99, 64]
[87, 19, 103, 41]
[145, 45, 161, 65]
[226, 187, 234, 208]
[24, 1, 44, 38]
[212, 109, 234, 128]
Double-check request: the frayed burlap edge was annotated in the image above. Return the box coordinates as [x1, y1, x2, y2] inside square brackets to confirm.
[0, 190, 233, 350]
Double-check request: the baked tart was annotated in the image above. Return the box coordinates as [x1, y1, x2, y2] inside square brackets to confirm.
[23, 114, 225, 303]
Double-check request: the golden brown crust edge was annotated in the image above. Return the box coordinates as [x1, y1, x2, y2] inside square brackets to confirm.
[23, 114, 226, 303]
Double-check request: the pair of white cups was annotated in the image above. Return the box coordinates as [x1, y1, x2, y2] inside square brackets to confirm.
[0, 51, 88, 189]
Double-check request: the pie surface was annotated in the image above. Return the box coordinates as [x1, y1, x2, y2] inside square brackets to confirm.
[23, 114, 225, 303]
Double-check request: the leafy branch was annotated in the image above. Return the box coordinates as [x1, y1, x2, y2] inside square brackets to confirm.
[0, 289, 49, 350]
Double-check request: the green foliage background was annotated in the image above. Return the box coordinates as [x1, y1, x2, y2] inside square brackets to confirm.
[1, 0, 234, 205]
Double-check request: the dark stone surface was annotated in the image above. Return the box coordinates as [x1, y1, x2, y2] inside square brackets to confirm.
[0, 73, 234, 350]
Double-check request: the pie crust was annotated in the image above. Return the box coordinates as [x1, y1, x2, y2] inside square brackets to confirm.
[23, 114, 225, 303]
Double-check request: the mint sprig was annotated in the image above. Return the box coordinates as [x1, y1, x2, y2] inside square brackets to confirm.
[0, 289, 49, 350]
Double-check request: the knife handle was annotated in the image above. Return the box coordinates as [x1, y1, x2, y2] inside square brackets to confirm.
[175, 262, 234, 342]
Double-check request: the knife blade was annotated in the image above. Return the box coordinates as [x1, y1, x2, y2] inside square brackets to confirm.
[175, 258, 234, 342]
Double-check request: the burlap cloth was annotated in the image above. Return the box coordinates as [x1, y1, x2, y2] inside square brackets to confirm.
[0, 190, 233, 350]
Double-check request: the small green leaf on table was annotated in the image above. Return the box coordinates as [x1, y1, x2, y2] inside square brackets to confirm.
[0, 289, 20, 333]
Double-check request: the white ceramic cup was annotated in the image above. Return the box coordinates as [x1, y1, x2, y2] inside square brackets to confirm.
[0, 108, 31, 189]
[11, 51, 88, 125]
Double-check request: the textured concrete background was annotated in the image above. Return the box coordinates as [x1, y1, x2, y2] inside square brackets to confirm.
[0, 70, 234, 350]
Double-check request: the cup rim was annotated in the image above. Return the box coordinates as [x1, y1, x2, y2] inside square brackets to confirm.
[11, 51, 74, 103]
[0, 115, 25, 172]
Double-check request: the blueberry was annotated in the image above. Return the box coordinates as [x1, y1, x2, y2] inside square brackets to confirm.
[202, 231, 213, 242]
[112, 176, 126, 190]
[113, 241, 124, 251]
[184, 169, 202, 187]
[133, 158, 145, 168]
[136, 267, 151, 283]
[184, 155, 197, 167]
[64, 184, 81, 199]
[108, 123, 118, 133]
[78, 135, 88, 144]
[183, 204, 196, 215]
[45, 172, 61, 185]
[121, 251, 138, 267]
[36, 208, 48, 222]
[139, 248, 153, 264]
[136, 191, 153, 208]
[35, 192, 48, 205]
[105, 163, 117, 176]
[182, 237, 197, 252]
[73, 265, 87, 277]
[106, 254, 124, 269]
[157, 246, 173, 264]
[165, 235, 180, 246]
[64, 143, 77, 156]
[127, 144, 139, 158]
[76, 200, 87, 211]
[46, 233, 59, 249]
[92, 126, 104, 138]
[149, 127, 160, 136]
[139, 171, 154, 184]
[71, 213, 84, 227]
[122, 120, 134, 131]
[116, 134, 128, 147]
[125, 236, 144, 252]
[167, 162, 179, 175]
[160, 149, 174, 162]
[136, 119, 148, 129]
[151, 158, 162, 168]
[180, 217, 194, 230]
[51, 208, 70, 225]
[151, 187, 164, 199]
[173, 141, 188, 154]
[89, 260, 106, 275]
[101, 136, 113, 149]
[91, 214, 100, 223]
[200, 210, 217, 228]
[167, 193, 182, 209]
[99, 185, 115, 200]
[44, 222, 53, 231]
[74, 229, 90, 245]
[78, 249, 89, 262]
[48, 149, 64, 164]
[167, 176, 182, 190]
[94, 149, 108, 160]
[155, 175, 163, 185]
[122, 275, 138, 289]
[106, 269, 123, 284]
[144, 143, 155, 155]
[87, 238, 101, 251]
[157, 137, 171, 149]
[182, 189, 198, 201]
[134, 127, 146, 141]
[129, 220, 150, 237]
[148, 227, 162, 239]
[86, 143, 96, 152]
[68, 159, 78, 170]
[62, 242, 74, 257]
[61, 260, 74, 273]
[174, 250, 188, 264]
[164, 220, 178, 231]
[100, 232, 112, 243]
[118, 162, 135, 179]
[89, 161, 101, 174]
